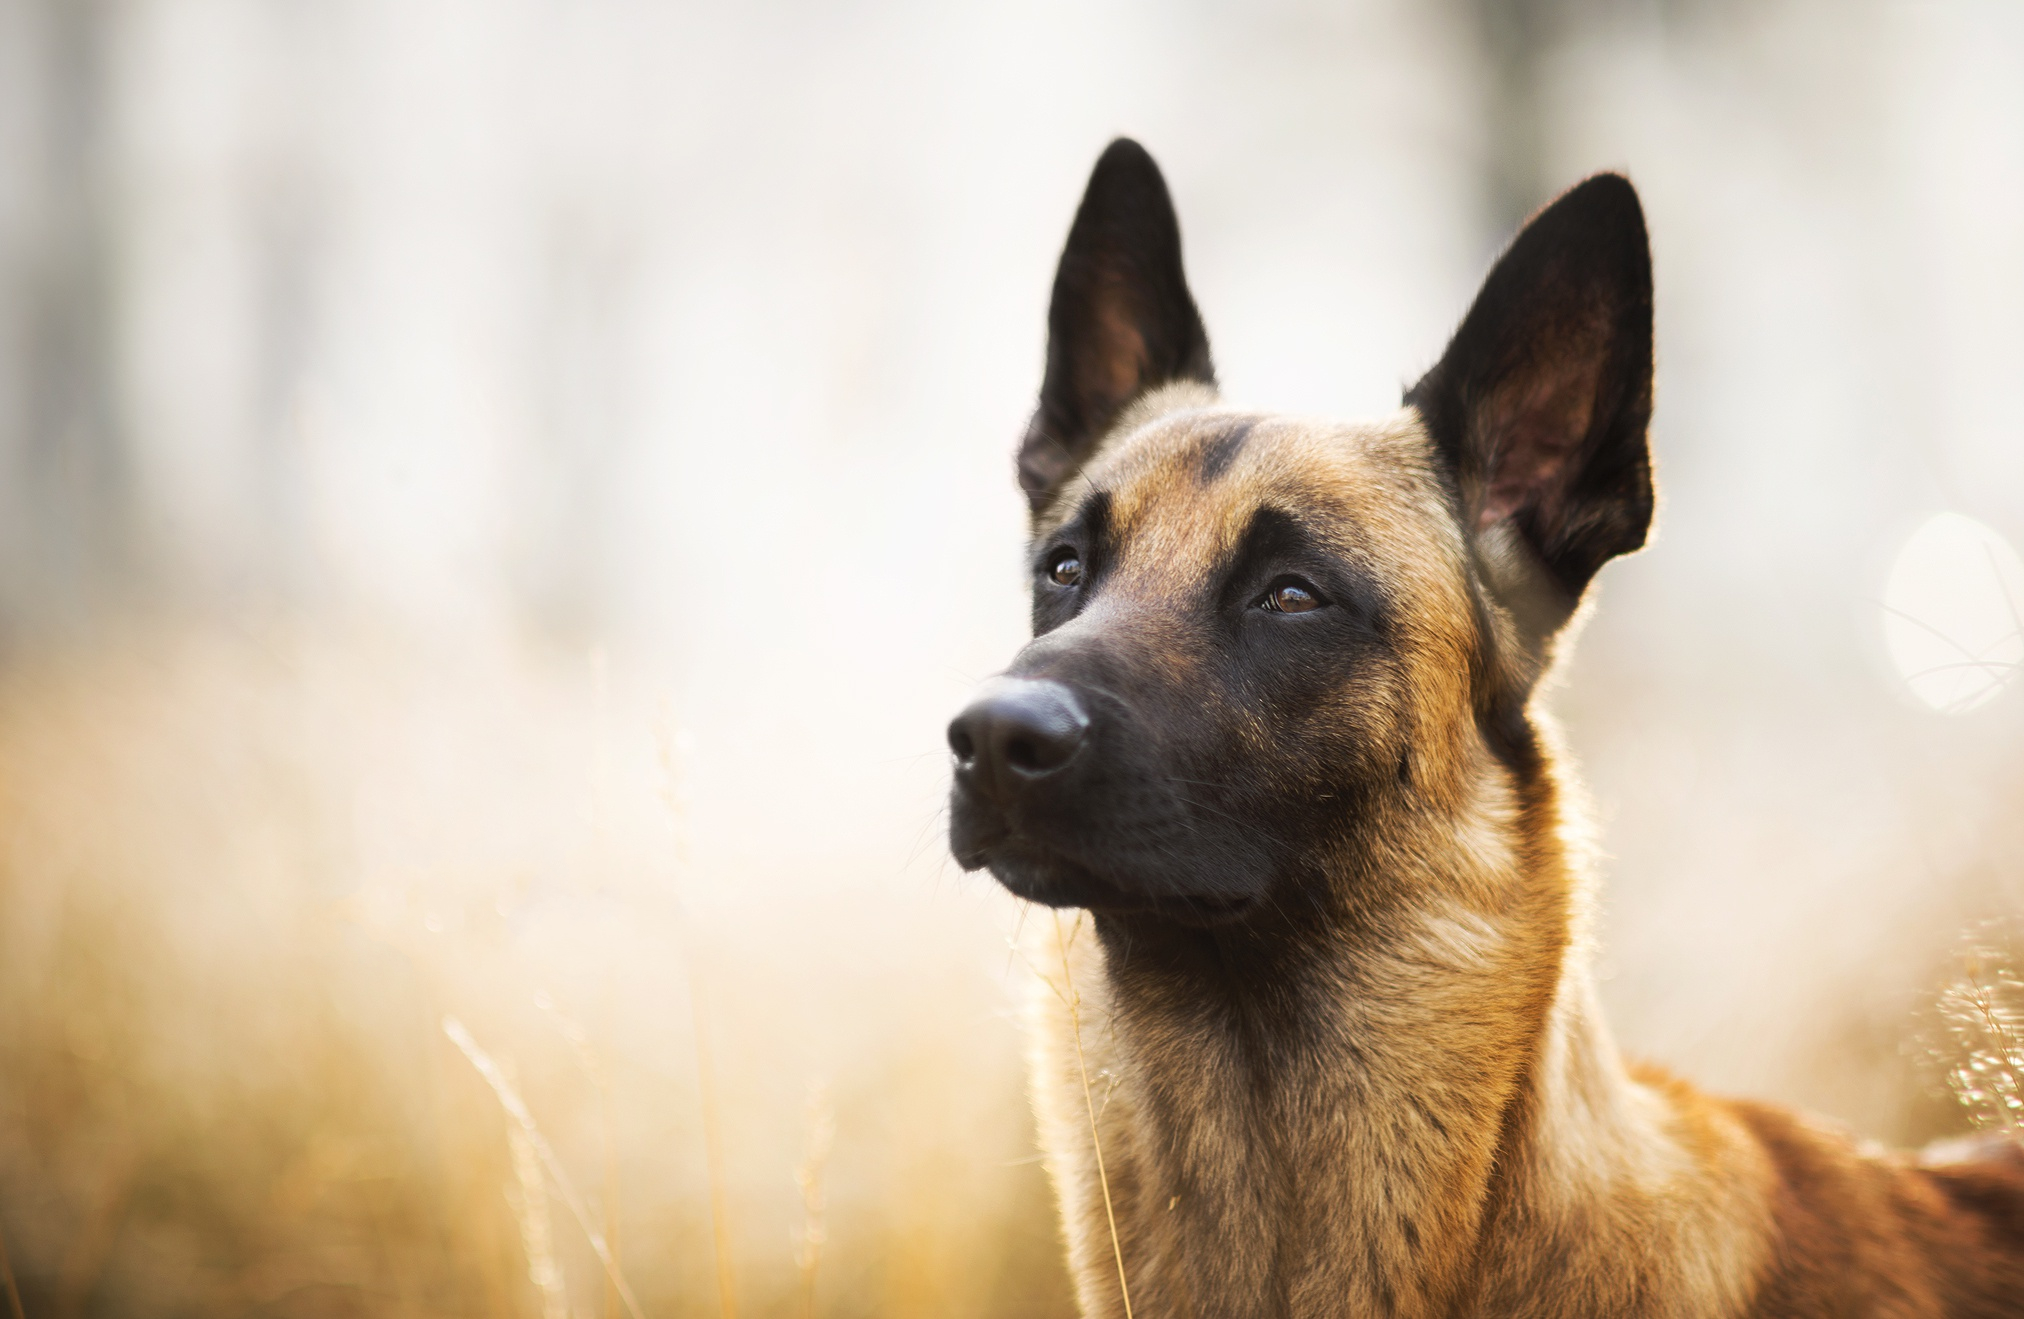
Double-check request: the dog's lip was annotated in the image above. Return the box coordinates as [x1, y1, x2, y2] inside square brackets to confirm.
[1028, 874, 1263, 927]
[946, 786, 1009, 871]
[950, 829, 1002, 871]
[950, 783, 1265, 924]
[972, 833, 1263, 925]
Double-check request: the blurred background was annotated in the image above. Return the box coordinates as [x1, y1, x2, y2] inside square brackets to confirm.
[1, 0, 2021, 1315]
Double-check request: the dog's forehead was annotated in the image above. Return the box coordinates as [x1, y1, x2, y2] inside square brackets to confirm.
[1043, 408, 1441, 575]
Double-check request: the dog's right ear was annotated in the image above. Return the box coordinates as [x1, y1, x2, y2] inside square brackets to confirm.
[1018, 139, 1215, 515]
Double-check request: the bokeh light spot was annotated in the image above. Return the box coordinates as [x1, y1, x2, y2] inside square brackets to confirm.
[1882, 512, 2024, 714]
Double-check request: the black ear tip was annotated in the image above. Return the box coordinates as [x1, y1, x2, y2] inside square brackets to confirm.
[1582, 171, 1642, 213]
[1088, 137, 1167, 194]
[1097, 137, 1153, 167]
[1072, 138, 1183, 245]
[1545, 172, 1648, 241]
[1570, 170, 1637, 198]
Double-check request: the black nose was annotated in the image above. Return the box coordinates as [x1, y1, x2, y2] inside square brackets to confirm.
[948, 678, 1089, 803]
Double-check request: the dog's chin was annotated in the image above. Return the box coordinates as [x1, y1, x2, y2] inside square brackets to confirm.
[974, 841, 1263, 929]
[949, 790, 1271, 927]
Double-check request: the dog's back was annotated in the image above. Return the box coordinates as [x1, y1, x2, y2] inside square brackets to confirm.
[1735, 1113, 2024, 1316]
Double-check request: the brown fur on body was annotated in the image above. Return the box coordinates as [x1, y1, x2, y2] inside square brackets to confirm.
[1026, 391, 2024, 1318]
[948, 142, 2024, 1318]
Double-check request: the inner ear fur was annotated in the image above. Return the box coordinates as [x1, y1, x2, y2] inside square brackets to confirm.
[1406, 173, 1654, 644]
[1018, 139, 1215, 515]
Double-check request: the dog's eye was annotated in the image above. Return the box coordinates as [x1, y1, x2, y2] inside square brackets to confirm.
[1260, 577, 1324, 614]
[1048, 552, 1084, 587]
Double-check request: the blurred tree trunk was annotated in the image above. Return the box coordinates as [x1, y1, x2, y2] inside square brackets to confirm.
[1462, 0, 1714, 233]
[0, 0, 129, 639]
[1467, 0, 1562, 235]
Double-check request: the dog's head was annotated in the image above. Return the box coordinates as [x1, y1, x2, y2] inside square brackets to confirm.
[948, 140, 1653, 927]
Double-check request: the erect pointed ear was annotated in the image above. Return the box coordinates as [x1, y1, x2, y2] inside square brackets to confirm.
[1406, 173, 1654, 647]
[1017, 139, 1215, 515]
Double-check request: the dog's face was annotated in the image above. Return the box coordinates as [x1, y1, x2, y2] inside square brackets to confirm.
[950, 406, 1474, 922]
[949, 141, 1654, 927]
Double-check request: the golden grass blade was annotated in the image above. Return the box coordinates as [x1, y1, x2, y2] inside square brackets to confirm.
[443, 1015, 649, 1319]
[602, 1066, 623, 1319]
[653, 711, 742, 1319]
[584, 650, 627, 1319]
[0, 1215, 25, 1319]
[690, 970, 741, 1319]
[1054, 911, 1134, 1319]
[794, 1079, 835, 1319]
[534, 991, 624, 1319]
[507, 1123, 569, 1319]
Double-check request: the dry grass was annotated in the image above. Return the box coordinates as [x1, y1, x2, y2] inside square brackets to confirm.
[688, 974, 740, 1319]
[793, 1083, 834, 1319]
[0, 1215, 24, 1319]
[1938, 924, 2024, 1137]
[444, 1016, 646, 1319]
[0, 620, 1074, 1318]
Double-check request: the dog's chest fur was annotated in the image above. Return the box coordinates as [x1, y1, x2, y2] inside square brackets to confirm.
[1023, 728, 1772, 1319]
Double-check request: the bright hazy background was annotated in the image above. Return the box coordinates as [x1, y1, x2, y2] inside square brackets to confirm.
[1, 1, 2022, 1316]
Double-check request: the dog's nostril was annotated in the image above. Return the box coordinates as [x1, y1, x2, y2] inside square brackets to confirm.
[948, 724, 977, 763]
[1005, 737, 1040, 770]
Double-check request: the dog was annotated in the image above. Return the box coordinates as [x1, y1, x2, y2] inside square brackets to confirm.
[945, 139, 2024, 1318]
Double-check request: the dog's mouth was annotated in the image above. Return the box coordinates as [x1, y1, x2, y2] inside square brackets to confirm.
[957, 826, 1263, 928]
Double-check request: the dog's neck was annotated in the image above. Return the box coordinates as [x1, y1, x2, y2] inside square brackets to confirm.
[1031, 735, 1767, 1319]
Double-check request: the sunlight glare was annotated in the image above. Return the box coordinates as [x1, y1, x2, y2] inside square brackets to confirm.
[1882, 511, 2024, 714]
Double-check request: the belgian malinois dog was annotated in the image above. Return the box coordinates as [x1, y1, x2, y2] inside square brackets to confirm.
[946, 139, 2024, 1318]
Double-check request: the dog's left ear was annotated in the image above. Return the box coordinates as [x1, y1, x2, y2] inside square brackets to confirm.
[1407, 173, 1654, 647]
[1018, 139, 1215, 515]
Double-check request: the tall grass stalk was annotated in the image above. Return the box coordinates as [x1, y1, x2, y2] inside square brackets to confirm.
[1053, 911, 1135, 1319]
[655, 713, 741, 1319]
[794, 1080, 835, 1319]
[536, 991, 624, 1319]
[585, 649, 627, 1319]
[690, 969, 741, 1319]
[507, 1123, 569, 1319]
[0, 1216, 25, 1319]
[603, 1078, 622, 1319]
[443, 1015, 648, 1319]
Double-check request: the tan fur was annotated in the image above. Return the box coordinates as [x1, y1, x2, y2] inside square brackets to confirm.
[1020, 390, 2024, 1319]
